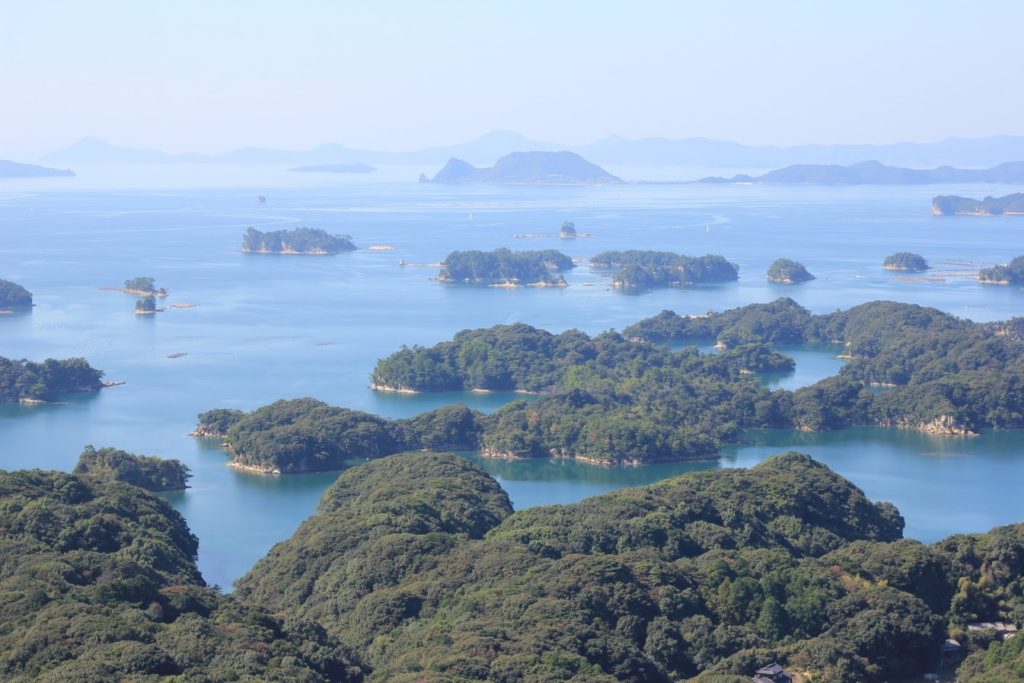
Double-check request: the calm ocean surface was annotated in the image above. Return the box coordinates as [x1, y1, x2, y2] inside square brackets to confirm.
[2, 166, 1023, 588]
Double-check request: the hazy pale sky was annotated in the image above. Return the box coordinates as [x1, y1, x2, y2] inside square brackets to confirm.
[2, 0, 1023, 158]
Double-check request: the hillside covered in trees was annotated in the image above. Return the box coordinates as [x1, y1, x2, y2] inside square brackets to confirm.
[0, 356, 105, 403]
[590, 251, 739, 290]
[3, 450, 1023, 681]
[979, 255, 1024, 285]
[74, 445, 192, 491]
[439, 248, 575, 286]
[766, 258, 814, 284]
[242, 226, 356, 254]
[883, 252, 929, 272]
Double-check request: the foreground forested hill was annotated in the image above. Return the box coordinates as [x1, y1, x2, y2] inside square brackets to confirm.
[3, 451, 1022, 681]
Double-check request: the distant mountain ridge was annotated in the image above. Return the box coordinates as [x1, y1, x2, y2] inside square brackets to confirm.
[41, 132, 1024, 169]
[696, 160, 1024, 185]
[422, 151, 621, 185]
[0, 160, 74, 178]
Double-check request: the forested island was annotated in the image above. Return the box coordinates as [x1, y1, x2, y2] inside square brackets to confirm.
[3, 449, 1022, 681]
[438, 248, 574, 286]
[979, 256, 1024, 285]
[122, 276, 167, 296]
[883, 252, 929, 272]
[696, 159, 1024, 185]
[288, 163, 376, 173]
[0, 159, 75, 178]
[766, 258, 814, 284]
[74, 445, 191, 491]
[589, 250, 739, 290]
[0, 278, 33, 310]
[421, 151, 622, 184]
[0, 356, 105, 403]
[242, 226, 356, 254]
[135, 294, 158, 314]
[932, 193, 1024, 216]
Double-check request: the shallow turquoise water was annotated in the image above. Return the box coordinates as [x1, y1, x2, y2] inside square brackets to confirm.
[2, 176, 1024, 588]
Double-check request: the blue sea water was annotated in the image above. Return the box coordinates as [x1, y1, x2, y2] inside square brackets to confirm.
[2, 167, 1023, 587]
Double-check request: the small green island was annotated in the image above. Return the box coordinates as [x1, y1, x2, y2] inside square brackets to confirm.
[766, 258, 815, 284]
[122, 276, 168, 296]
[932, 193, 1024, 216]
[135, 294, 158, 315]
[438, 248, 574, 287]
[0, 278, 33, 310]
[0, 356, 105, 403]
[979, 256, 1024, 285]
[242, 226, 356, 254]
[589, 250, 739, 290]
[74, 445, 191, 491]
[559, 221, 577, 238]
[883, 252, 929, 272]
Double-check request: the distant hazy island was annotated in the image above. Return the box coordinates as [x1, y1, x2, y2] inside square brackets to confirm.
[766, 258, 814, 284]
[697, 159, 1024, 185]
[932, 193, 1024, 216]
[884, 252, 929, 272]
[439, 248, 574, 287]
[242, 226, 356, 254]
[0, 356, 105, 403]
[0, 159, 75, 178]
[288, 163, 376, 174]
[420, 150, 622, 185]
[590, 250, 739, 290]
[979, 256, 1024, 285]
[74, 445, 191, 491]
[0, 278, 33, 310]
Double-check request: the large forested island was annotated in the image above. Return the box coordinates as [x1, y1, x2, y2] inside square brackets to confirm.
[0, 159, 75, 178]
[242, 226, 356, 254]
[697, 159, 1024, 185]
[0, 356, 105, 403]
[883, 252, 929, 272]
[0, 278, 33, 309]
[932, 193, 1024, 216]
[439, 248, 574, 286]
[421, 150, 622, 184]
[74, 445, 191, 491]
[590, 250, 739, 290]
[979, 256, 1024, 285]
[766, 258, 814, 284]
[3, 449, 1023, 681]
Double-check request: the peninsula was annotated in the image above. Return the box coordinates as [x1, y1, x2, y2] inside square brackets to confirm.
[766, 258, 815, 283]
[438, 248, 574, 286]
[0, 278, 33, 310]
[697, 159, 1024, 185]
[0, 159, 75, 178]
[932, 193, 1024, 216]
[420, 150, 622, 185]
[590, 250, 739, 289]
[884, 252, 929, 272]
[242, 226, 356, 254]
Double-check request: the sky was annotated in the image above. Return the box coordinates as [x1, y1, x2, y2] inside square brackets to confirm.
[2, 0, 1023, 158]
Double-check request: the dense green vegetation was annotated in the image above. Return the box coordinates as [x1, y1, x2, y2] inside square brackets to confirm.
[0, 278, 33, 309]
[242, 226, 356, 254]
[0, 356, 104, 403]
[766, 258, 814, 283]
[195, 399, 484, 472]
[74, 445, 191, 491]
[979, 255, 1024, 285]
[883, 252, 929, 272]
[589, 251, 739, 290]
[0, 468, 363, 681]
[439, 248, 574, 286]
[559, 220, 577, 237]
[4, 450, 1024, 681]
[238, 451, 1006, 683]
[933, 193, 1024, 216]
